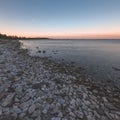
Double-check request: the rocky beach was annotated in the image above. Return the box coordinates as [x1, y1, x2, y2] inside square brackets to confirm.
[0, 39, 120, 120]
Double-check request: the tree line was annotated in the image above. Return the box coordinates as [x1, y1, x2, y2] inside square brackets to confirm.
[0, 33, 26, 39]
[0, 33, 49, 40]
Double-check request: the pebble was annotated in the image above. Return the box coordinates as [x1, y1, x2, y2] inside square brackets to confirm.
[35, 115, 41, 120]
[13, 106, 22, 114]
[51, 117, 61, 120]
[42, 109, 47, 114]
[19, 112, 26, 118]
[0, 107, 2, 115]
[28, 104, 36, 114]
[69, 112, 76, 117]
[2, 93, 15, 107]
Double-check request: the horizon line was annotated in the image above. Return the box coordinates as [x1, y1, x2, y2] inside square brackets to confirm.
[1, 32, 120, 39]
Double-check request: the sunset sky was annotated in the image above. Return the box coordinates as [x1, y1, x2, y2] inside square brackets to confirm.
[0, 0, 120, 39]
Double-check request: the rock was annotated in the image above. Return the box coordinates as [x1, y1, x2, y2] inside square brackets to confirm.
[97, 108, 105, 115]
[0, 92, 6, 100]
[102, 97, 108, 102]
[58, 98, 65, 105]
[93, 90, 98, 94]
[29, 104, 36, 114]
[76, 111, 84, 119]
[0, 106, 2, 115]
[100, 116, 109, 120]
[58, 112, 63, 117]
[2, 107, 10, 113]
[31, 110, 41, 118]
[43, 50, 46, 53]
[20, 102, 29, 112]
[51, 103, 61, 114]
[24, 116, 32, 120]
[69, 112, 76, 117]
[0, 114, 14, 120]
[11, 112, 18, 120]
[15, 86, 23, 92]
[35, 115, 41, 120]
[13, 106, 22, 114]
[104, 102, 117, 110]
[114, 114, 120, 120]
[84, 100, 91, 105]
[19, 112, 26, 118]
[46, 98, 54, 104]
[70, 99, 76, 106]
[2, 93, 15, 107]
[89, 104, 96, 109]
[51, 117, 61, 120]
[116, 111, 120, 116]
[14, 97, 20, 102]
[105, 111, 114, 119]
[21, 93, 31, 102]
[42, 109, 47, 114]
[87, 114, 94, 120]
[32, 83, 41, 89]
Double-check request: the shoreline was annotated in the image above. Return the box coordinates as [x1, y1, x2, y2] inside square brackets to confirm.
[0, 39, 120, 120]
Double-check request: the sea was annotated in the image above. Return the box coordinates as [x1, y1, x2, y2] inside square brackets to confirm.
[20, 39, 120, 86]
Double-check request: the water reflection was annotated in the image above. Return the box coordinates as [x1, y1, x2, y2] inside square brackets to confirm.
[20, 39, 120, 86]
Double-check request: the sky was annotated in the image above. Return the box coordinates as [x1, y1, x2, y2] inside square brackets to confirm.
[0, 0, 120, 39]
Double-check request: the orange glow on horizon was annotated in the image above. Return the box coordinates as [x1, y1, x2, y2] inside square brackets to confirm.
[1, 32, 120, 39]
[1, 25, 120, 39]
[0, 28, 120, 39]
[1, 26, 120, 39]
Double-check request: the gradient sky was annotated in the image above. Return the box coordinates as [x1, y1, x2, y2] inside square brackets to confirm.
[0, 0, 120, 38]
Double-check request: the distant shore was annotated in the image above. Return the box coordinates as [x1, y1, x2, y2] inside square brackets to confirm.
[0, 39, 120, 120]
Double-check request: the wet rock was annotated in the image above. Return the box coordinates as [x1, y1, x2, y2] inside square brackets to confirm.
[43, 50, 46, 53]
[38, 50, 41, 53]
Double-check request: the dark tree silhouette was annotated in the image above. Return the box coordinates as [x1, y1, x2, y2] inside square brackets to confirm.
[0, 33, 49, 40]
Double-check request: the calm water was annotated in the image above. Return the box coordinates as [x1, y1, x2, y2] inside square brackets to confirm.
[20, 39, 120, 85]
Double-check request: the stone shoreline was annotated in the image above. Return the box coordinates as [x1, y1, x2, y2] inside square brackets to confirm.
[0, 39, 120, 120]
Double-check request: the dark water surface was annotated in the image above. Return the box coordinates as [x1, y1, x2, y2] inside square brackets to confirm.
[20, 39, 120, 86]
